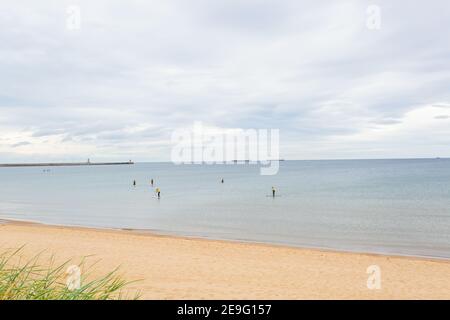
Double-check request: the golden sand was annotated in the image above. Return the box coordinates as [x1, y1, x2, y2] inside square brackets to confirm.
[1, 220, 449, 299]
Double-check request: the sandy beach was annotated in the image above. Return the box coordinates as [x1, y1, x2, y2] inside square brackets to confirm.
[1, 220, 449, 299]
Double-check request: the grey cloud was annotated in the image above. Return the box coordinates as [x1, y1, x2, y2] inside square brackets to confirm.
[371, 118, 403, 125]
[433, 104, 450, 109]
[0, 0, 450, 160]
[11, 141, 31, 148]
[32, 128, 66, 137]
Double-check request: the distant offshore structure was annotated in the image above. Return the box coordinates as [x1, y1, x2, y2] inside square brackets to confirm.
[231, 159, 285, 164]
[0, 159, 134, 167]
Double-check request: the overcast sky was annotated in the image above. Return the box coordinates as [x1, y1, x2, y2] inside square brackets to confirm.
[1, 0, 449, 162]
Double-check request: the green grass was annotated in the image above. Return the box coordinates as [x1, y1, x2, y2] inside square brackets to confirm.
[0, 247, 140, 300]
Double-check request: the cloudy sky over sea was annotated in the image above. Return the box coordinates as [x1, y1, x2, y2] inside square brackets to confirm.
[1, 0, 449, 162]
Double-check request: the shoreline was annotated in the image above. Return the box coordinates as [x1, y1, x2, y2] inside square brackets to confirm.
[2, 216, 450, 263]
[1, 217, 449, 263]
[1, 218, 450, 299]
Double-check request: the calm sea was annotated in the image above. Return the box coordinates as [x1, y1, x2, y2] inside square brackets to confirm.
[1, 159, 450, 259]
